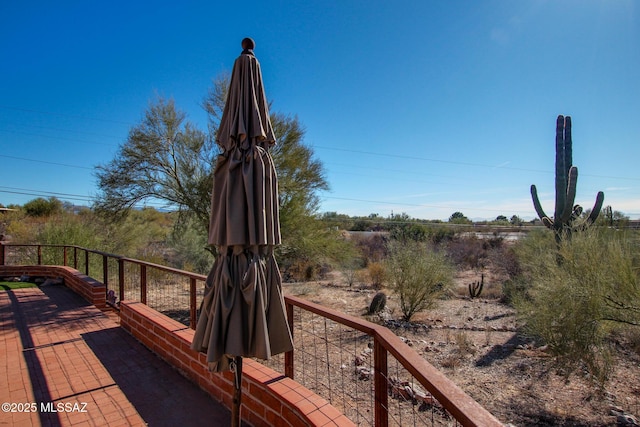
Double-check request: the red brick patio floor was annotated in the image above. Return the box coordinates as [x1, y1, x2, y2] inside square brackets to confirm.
[0, 284, 233, 426]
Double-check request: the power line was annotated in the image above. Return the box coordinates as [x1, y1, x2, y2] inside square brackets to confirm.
[0, 154, 94, 170]
[314, 145, 640, 182]
[0, 189, 92, 203]
[0, 105, 134, 126]
[0, 121, 123, 140]
[0, 186, 172, 209]
[0, 129, 119, 147]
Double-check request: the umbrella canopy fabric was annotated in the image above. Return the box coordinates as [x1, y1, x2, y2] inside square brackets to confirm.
[192, 43, 293, 373]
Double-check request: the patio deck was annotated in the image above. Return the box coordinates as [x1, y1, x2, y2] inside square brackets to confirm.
[0, 283, 233, 427]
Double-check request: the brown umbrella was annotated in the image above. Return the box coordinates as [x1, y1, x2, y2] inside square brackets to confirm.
[191, 38, 294, 426]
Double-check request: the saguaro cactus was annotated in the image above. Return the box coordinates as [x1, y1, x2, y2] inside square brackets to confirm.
[531, 115, 604, 241]
[468, 274, 484, 299]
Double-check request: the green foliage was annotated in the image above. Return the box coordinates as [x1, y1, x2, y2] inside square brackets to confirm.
[268, 113, 348, 270]
[23, 197, 63, 217]
[389, 221, 429, 242]
[385, 241, 453, 322]
[530, 115, 604, 241]
[427, 226, 456, 244]
[94, 97, 214, 231]
[515, 228, 640, 384]
[597, 206, 630, 228]
[167, 217, 214, 274]
[448, 211, 471, 224]
[510, 215, 523, 226]
[37, 215, 103, 248]
[96, 76, 339, 274]
[320, 211, 354, 231]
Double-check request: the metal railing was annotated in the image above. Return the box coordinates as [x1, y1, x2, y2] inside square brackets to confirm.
[0, 243, 501, 426]
[0, 243, 205, 328]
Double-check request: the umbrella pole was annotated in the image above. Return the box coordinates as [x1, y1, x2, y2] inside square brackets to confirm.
[231, 356, 243, 427]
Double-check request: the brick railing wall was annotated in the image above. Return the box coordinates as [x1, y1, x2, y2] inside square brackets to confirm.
[120, 301, 354, 427]
[0, 265, 106, 310]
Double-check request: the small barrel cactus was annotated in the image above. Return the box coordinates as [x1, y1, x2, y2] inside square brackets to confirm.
[368, 291, 387, 314]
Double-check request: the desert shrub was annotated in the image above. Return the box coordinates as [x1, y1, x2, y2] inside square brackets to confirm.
[354, 269, 369, 286]
[389, 222, 428, 242]
[286, 260, 321, 282]
[368, 262, 386, 289]
[167, 219, 213, 274]
[23, 197, 63, 217]
[353, 233, 388, 265]
[488, 244, 521, 280]
[37, 214, 102, 248]
[445, 235, 489, 269]
[339, 256, 365, 287]
[385, 241, 453, 321]
[427, 225, 456, 244]
[454, 331, 476, 356]
[516, 228, 640, 384]
[5, 216, 42, 243]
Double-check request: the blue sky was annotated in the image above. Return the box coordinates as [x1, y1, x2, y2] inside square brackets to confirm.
[1, 0, 638, 220]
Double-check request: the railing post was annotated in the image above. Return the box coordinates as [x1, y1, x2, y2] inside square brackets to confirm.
[118, 258, 125, 304]
[73, 247, 78, 269]
[63, 246, 68, 266]
[285, 302, 294, 379]
[37, 245, 42, 265]
[102, 255, 108, 288]
[0, 243, 5, 266]
[189, 277, 197, 330]
[85, 250, 89, 276]
[140, 264, 147, 304]
[374, 337, 389, 427]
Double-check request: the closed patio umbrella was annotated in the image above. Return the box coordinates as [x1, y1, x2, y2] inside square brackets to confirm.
[191, 38, 294, 427]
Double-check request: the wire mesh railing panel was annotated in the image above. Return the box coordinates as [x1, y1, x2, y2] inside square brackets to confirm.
[145, 268, 191, 326]
[4, 245, 38, 265]
[122, 261, 140, 302]
[384, 355, 459, 427]
[74, 248, 88, 275]
[85, 252, 107, 284]
[290, 305, 376, 427]
[107, 256, 119, 296]
[257, 351, 285, 374]
[40, 246, 64, 265]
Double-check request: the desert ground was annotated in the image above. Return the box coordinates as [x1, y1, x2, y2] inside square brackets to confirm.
[282, 269, 640, 427]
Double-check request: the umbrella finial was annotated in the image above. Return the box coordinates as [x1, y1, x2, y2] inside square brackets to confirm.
[241, 37, 255, 54]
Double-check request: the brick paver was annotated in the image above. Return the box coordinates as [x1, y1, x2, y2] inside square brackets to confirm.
[1, 284, 232, 426]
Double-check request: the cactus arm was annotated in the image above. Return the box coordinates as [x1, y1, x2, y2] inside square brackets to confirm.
[560, 166, 578, 223]
[531, 184, 553, 228]
[564, 116, 573, 178]
[585, 191, 605, 224]
[555, 115, 567, 220]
